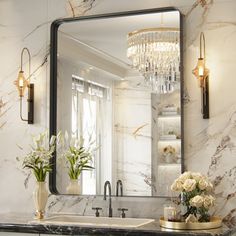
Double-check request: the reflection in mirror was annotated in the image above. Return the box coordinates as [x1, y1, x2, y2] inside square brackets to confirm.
[52, 9, 183, 196]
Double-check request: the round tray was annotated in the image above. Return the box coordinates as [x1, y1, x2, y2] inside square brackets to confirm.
[159, 216, 222, 230]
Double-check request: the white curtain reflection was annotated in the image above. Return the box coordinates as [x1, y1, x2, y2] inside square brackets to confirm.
[71, 76, 110, 194]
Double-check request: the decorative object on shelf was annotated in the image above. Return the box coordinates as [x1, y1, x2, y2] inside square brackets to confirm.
[168, 131, 175, 135]
[176, 133, 181, 139]
[162, 104, 178, 112]
[14, 47, 34, 124]
[161, 131, 178, 140]
[161, 132, 181, 140]
[21, 131, 57, 219]
[127, 27, 180, 93]
[61, 133, 95, 194]
[161, 104, 179, 115]
[162, 145, 176, 163]
[192, 32, 209, 119]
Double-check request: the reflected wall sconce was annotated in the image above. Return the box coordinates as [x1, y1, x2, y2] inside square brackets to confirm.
[14, 47, 34, 124]
[192, 32, 209, 119]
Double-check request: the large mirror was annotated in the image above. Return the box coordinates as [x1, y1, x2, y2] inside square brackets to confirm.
[50, 8, 184, 197]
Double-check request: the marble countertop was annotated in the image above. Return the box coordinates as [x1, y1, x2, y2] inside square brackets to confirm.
[0, 213, 235, 236]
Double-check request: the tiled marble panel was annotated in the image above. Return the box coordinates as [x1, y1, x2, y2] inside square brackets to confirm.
[113, 78, 152, 196]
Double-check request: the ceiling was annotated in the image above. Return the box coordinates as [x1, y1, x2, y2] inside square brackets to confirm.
[59, 10, 180, 67]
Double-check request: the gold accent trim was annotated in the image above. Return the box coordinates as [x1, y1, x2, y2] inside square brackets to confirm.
[128, 27, 179, 37]
[159, 216, 222, 230]
[35, 210, 44, 220]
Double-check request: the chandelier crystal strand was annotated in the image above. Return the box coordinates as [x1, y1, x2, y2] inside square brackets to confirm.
[127, 28, 180, 93]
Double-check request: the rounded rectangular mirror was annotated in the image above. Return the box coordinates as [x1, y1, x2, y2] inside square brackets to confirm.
[50, 7, 184, 197]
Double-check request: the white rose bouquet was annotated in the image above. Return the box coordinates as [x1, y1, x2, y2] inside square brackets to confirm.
[171, 171, 215, 222]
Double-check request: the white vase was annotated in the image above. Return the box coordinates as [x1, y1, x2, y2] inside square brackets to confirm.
[66, 179, 81, 194]
[165, 153, 174, 163]
[33, 181, 48, 219]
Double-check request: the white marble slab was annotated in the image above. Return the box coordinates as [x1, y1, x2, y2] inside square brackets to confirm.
[0, 0, 236, 226]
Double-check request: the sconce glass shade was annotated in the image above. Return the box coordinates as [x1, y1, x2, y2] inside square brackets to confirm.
[15, 70, 28, 97]
[192, 32, 209, 119]
[192, 58, 209, 87]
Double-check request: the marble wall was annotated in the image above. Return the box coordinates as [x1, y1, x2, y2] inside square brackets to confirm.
[0, 0, 236, 226]
[114, 77, 153, 196]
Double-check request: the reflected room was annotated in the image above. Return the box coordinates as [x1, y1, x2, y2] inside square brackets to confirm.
[55, 10, 183, 196]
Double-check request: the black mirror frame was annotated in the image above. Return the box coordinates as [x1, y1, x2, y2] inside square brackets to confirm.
[49, 7, 184, 196]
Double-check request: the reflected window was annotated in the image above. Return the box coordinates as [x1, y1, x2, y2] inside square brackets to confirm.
[71, 75, 110, 194]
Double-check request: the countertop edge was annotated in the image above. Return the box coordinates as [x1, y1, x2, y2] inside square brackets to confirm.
[0, 222, 235, 236]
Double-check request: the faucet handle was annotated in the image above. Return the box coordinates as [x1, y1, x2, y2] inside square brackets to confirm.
[118, 208, 128, 218]
[92, 207, 102, 217]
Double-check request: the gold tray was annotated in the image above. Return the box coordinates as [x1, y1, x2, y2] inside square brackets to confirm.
[159, 216, 222, 230]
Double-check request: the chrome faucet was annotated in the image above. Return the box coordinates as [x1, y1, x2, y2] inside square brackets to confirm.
[103, 181, 112, 217]
[116, 180, 123, 197]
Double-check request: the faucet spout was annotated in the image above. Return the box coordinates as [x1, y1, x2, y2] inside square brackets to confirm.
[116, 180, 123, 197]
[103, 180, 112, 217]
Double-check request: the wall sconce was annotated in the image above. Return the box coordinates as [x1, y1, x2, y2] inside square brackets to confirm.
[192, 32, 209, 119]
[14, 47, 34, 124]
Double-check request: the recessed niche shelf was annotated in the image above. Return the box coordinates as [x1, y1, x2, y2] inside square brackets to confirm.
[158, 163, 181, 167]
[158, 139, 181, 143]
[158, 114, 180, 119]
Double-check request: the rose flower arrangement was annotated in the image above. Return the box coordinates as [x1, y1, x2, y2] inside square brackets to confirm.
[171, 171, 215, 222]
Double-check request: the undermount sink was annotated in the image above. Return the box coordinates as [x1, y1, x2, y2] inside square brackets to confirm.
[30, 214, 155, 228]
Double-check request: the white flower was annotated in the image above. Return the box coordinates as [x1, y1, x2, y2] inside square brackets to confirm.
[198, 178, 209, 190]
[64, 131, 69, 142]
[70, 137, 76, 147]
[183, 179, 197, 192]
[203, 195, 215, 209]
[190, 195, 204, 208]
[49, 135, 56, 147]
[171, 180, 183, 192]
[206, 182, 214, 192]
[33, 134, 41, 149]
[191, 172, 202, 182]
[185, 214, 198, 223]
[178, 172, 192, 183]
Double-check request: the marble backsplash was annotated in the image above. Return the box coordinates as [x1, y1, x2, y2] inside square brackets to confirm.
[0, 0, 236, 227]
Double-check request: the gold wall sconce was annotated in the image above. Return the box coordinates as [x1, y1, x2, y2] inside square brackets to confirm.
[192, 32, 209, 119]
[14, 47, 34, 124]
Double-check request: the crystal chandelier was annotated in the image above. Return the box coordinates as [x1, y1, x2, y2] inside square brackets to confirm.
[127, 28, 180, 93]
